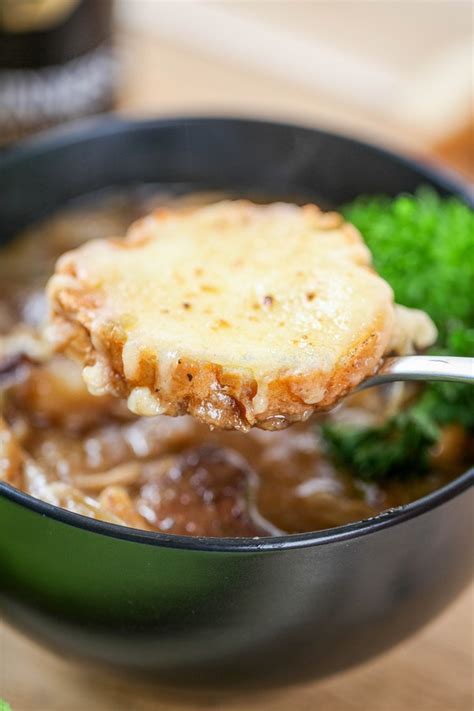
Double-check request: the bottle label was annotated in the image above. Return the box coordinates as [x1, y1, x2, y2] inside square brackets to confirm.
[0, 43, 116, 144]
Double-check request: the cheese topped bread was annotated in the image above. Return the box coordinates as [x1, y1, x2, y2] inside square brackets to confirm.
[47, 200, 411, 431]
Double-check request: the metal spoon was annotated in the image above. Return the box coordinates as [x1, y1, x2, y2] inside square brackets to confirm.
[358, 355, 474, 391]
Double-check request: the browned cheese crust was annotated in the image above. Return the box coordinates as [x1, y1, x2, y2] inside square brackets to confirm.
[47, 201, 396, 431]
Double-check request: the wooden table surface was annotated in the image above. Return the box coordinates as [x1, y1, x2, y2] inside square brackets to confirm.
[1, 586, 473, 711]
[1, 27, 473, 711]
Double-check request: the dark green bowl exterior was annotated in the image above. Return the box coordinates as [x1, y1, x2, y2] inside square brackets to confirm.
[0, 117, 473, 690]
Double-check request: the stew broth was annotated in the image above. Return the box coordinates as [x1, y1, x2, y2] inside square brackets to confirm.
[0, 190, 466, 536]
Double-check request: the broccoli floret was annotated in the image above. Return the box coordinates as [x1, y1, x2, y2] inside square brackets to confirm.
[322, 409, 439, 481]
[323, 190, 473, 481]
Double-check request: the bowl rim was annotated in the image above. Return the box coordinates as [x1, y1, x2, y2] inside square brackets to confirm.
[1, 113, 473, 206]
[1, 470, 472, 552]
[0, 114, 473, 553]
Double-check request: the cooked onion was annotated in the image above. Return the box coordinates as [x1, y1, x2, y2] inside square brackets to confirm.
[71, 461, 142, 491]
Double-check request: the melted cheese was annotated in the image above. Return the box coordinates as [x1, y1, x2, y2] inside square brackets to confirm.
[48, 200, 400, 428]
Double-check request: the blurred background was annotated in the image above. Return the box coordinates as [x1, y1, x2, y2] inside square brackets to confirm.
[0, 3, 473, 710]
[0, 0, 472, 178]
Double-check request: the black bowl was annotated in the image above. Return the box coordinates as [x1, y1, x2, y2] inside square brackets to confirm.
[0, 116, 472, 691]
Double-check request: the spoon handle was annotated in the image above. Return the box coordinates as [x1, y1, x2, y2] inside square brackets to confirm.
[359, 355, 474, 390]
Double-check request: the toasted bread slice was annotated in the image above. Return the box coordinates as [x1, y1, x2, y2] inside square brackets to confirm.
[47, 200, 397, 431]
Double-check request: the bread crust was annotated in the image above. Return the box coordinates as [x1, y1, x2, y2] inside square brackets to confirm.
[47, 201, 394, 431]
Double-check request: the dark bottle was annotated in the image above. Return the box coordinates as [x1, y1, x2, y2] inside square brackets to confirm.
[0, 0, 115, 145]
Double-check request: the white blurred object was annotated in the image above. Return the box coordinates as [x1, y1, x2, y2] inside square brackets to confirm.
[116, 0, 473, 142]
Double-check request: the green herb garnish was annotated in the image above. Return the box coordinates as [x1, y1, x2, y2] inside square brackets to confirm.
[323, 190, 473, 481]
